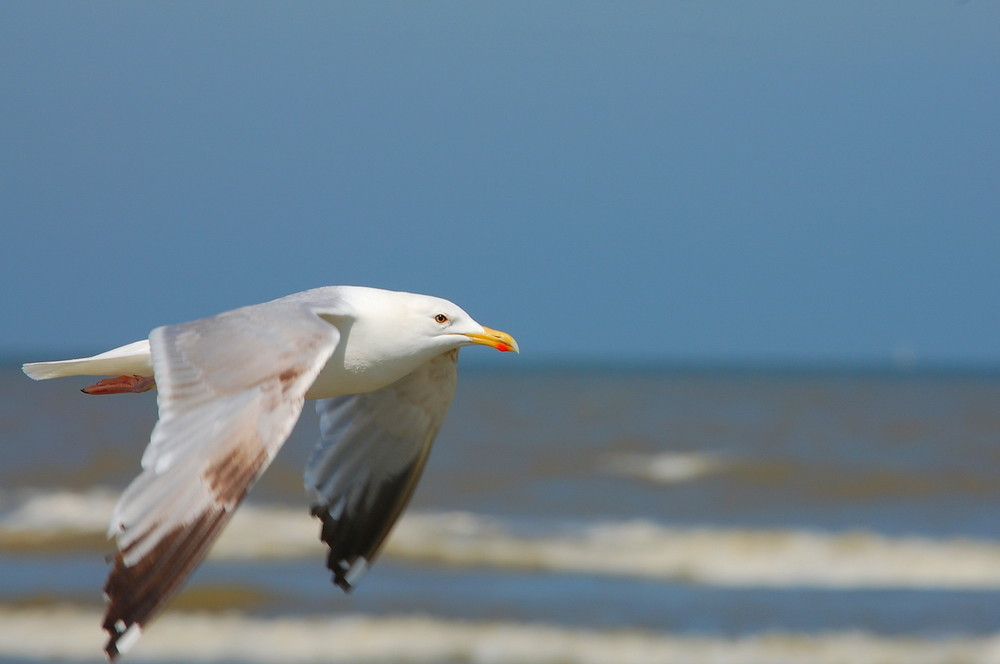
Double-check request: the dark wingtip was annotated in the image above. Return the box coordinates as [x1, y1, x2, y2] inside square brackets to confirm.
[333, 574, 354, 593]
[100, 509, 232, 661]
[102, 614, 139, 662]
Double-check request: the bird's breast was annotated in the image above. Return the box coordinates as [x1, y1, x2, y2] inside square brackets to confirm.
[303, 350, 427, 401]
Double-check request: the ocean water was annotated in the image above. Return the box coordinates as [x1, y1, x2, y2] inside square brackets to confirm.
[1, 361, 1000, 663]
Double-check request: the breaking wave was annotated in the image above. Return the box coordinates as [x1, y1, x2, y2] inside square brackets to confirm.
[5, 488, 1000, 589]
[2, 606, 1000, 664]
[604, 451, 729, 483]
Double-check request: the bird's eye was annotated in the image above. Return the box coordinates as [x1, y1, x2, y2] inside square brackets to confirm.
[434, 313, 449, 324]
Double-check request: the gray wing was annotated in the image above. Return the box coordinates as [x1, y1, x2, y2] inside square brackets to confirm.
[103, 293, 347, 659]
[305, 349, 459, 591]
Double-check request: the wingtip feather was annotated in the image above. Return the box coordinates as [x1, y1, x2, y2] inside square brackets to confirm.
[105, 622, 142, 660]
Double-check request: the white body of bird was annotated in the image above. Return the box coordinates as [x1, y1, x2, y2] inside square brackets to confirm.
[22, 285, 518, 660]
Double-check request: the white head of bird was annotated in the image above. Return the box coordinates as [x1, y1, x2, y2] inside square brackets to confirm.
[329, 287, 519, 393]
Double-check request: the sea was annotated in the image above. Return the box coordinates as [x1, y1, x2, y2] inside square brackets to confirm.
[1, 359, 1000, 663]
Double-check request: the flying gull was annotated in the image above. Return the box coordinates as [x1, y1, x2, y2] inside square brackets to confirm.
[21, 286, 519, 659]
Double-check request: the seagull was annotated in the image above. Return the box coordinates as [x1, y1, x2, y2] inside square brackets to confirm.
[21, 286, 518, 660]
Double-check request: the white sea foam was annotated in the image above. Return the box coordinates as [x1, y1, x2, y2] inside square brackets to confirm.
[6, 488, 1000, 589]
[388, 513, 1000, 589]
[0, 487, 322, 559]
[604, 451, 728, 483]
[2, 606, 1000, 664]
[0, 487, 118, 533]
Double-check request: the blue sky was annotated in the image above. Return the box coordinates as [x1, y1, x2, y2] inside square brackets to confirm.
[2, 2, 998, 366]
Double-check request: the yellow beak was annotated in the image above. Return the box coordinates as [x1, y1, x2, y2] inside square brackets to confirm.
[463, 326, 520, 353]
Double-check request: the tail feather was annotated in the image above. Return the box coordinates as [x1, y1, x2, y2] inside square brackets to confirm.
[22, 340, 153, 380]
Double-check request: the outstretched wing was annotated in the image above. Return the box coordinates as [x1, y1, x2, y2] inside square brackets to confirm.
[305, 349, 459, 591]
[103, 293, 348, 659]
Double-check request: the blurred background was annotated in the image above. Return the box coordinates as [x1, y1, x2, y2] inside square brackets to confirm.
[2, 3, 999, 663]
